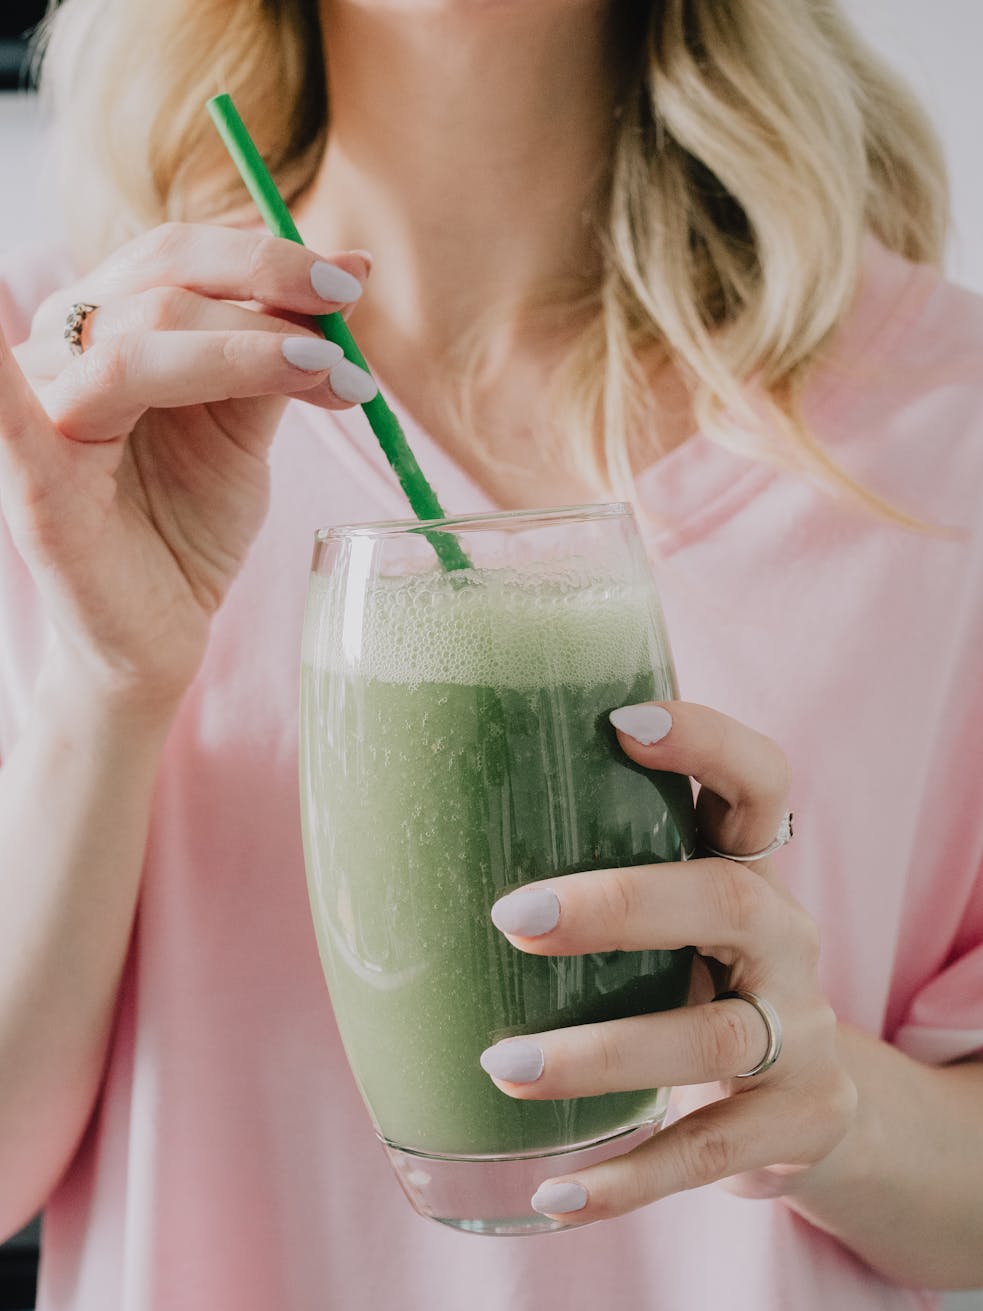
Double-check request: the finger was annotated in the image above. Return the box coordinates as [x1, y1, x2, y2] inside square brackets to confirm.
[76, 292, 378, 412]
[608, 701, 790, 862]
[23, 293, 374, 418]
[25, 225, 373, 374]
[72, 291, 379, 412]
[82, 287, 314, 348]
[41, 329, 376, 442]
[19, 289, 299, 381]
[529, 1081, 853, 1222]
[490, 858, 800, 965]
[84, 223, 372, 315]
[0, 319, 62, 490]
[478, 997, 772, 1100]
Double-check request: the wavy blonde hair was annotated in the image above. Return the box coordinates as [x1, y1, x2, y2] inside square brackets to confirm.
[38, 0, 948, 514]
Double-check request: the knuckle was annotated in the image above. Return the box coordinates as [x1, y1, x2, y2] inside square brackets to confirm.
[828, 1071, 859, 1130]
[219, 332, 250, 374]
[811, 999, 839, 1046]
[246, 234, 283, 291]
[22, 492, 60, 543]
[32, 292, 65, 337]
[677, 1121, 734, 1186]
[702, 1003, 748, 1075]
[714, 864, 769, 939]
[593, 1024, 625, 1089]
[9, 470, 66, 551]
[730, 739, 790, 813]
[81, 336, 131, 394]
[803, 1069, 857, 1159]
[597, 869, 637, 945]
[139, 220, 191, 268]
[142, 285, 196, 330]
[760, 739, 792, 806]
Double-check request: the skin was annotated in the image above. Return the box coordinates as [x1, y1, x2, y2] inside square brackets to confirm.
[484, 707, 983, 1288]
[296, 0, 693, 504]
[0, 238, 374, 1234]
[0, 0, 979, 1287]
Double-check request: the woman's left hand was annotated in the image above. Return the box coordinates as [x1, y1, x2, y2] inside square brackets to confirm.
[481, 700, 858, 1221]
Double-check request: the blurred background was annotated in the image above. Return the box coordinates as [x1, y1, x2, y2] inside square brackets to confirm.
[0, 1, 981, 1308]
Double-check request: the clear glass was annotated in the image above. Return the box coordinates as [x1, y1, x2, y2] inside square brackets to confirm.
[299, 504, 695, 1235]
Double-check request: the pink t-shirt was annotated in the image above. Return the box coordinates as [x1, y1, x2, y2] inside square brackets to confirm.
[1, 239, 981, 1311]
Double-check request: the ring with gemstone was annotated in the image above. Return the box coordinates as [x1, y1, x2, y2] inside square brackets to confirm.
[64, 302, 99, 356]
[702, 811, 793, 863]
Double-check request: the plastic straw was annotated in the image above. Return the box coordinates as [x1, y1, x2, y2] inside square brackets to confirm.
[207, 93, 471, 573]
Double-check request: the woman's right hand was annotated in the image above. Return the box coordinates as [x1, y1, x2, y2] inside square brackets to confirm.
[0, 222, 374, 716]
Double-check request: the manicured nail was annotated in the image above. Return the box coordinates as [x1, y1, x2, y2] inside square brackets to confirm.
[310, 261, 363, 304]
[609, 703, 673, 745]
[329, 359, 378, 403]
[479, 1039, 544, 1084]
[348, 248, 374, 272]
[531, 1181, 588, 1215]
[282, 337, 345, 372]
[491, 887, 560, 938]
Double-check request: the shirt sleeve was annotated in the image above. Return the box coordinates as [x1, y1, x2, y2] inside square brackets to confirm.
[891, 865, 983, 1065]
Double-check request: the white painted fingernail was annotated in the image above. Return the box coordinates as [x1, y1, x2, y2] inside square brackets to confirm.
[479, 1039, 544, 1084]
[609, 704, 673, 745]
[491, 887, 560, 938]
[282, 337, 345, 372]
[310, 261, 363, 304]
[531, 1181, 588, 1215]
[329, 359, 378, 404]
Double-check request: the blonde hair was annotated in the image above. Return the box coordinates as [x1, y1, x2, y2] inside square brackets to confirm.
[38, 0, 948, 514]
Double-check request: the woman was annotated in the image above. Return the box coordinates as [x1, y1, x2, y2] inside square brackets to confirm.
[0, 1, 981, 1307]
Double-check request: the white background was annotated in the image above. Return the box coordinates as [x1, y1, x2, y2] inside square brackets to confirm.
[0, 3, 981, 1306]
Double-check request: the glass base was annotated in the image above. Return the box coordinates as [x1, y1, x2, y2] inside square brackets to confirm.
[381, 1096, 670, 1236]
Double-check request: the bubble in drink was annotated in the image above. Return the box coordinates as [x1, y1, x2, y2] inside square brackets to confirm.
[300, 563, 695, 1159]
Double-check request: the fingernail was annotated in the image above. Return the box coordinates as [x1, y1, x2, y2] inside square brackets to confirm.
[310, 261, 364, 304]
[491, 887, 560, 938]
[479, 1039, 544, 1084]
[531, 1181, 588, 1215]
[329, 359, 378, 404]
[282, 336, 345, 372]
[609, 703, 673, 745]
[348, 248, 374, 273]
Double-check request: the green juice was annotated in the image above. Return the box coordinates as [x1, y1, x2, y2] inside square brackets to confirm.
[300, 566, 695, 1158]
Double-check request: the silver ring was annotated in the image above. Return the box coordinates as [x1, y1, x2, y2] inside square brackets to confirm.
[714, 989, 783, 1078]
[702, 811, 793, 863]
[64, 302, 99, 356]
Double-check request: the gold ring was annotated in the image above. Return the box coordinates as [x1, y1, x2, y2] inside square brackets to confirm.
[64, 302, 99, 356]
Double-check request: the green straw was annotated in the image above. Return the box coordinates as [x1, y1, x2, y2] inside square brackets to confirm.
[207, 93, 471, 574]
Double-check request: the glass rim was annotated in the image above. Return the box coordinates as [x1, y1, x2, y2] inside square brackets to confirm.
[314, 501, 632, 544]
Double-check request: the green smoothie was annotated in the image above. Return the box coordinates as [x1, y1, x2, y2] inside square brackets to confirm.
[300, 564, 694, 1158]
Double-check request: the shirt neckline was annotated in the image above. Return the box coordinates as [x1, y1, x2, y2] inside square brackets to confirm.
[299, 238, 939, 553]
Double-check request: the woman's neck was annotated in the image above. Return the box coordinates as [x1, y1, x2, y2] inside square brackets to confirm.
[299, 0, 626, 365]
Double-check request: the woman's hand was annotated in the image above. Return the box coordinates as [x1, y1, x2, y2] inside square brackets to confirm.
[0, 222, 373, 714]
[481, 701, 857, 1221]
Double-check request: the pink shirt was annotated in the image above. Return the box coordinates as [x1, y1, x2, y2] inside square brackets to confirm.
[1, 239, 981, 1310]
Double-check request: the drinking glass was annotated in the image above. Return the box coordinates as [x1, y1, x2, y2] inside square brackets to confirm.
[299, 504, 695, 1235]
